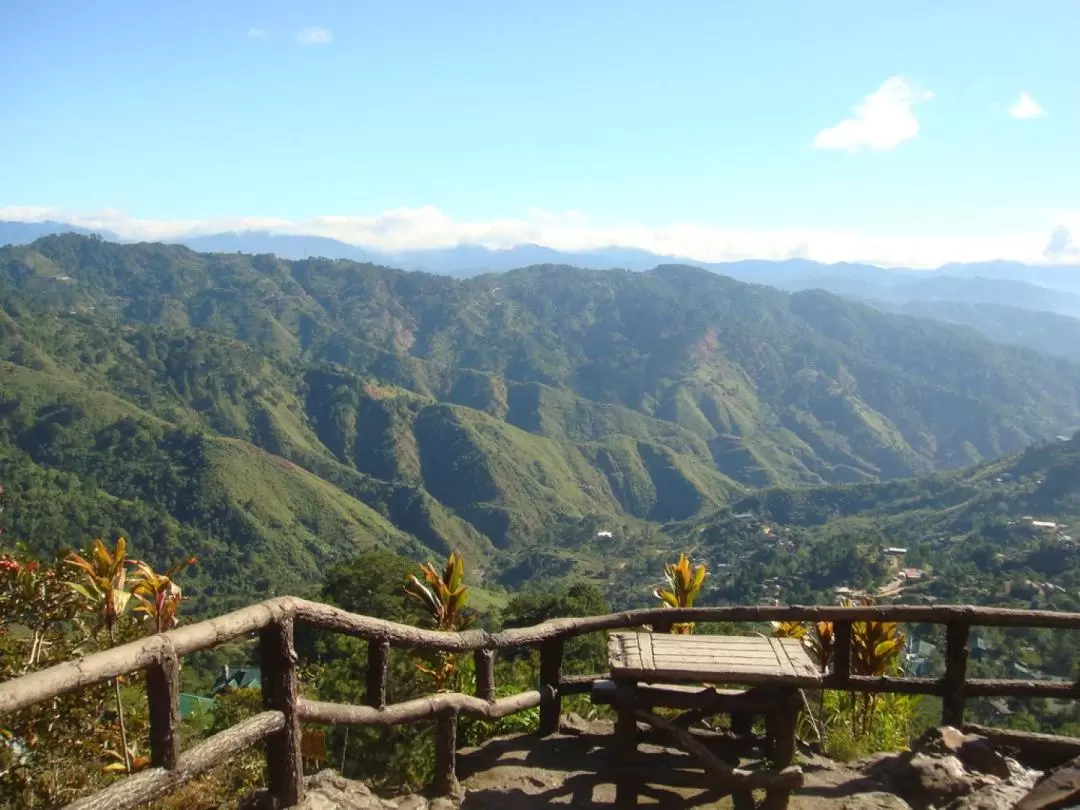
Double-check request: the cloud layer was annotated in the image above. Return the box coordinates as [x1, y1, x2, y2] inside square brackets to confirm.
[297, 27, 332, 46]
[1009, 91, 1045, 119]
[814, 76, 933, 152]
[4, 205, 1080, 269]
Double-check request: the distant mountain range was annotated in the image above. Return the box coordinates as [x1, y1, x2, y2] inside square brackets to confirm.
[4, 219, 1080, 291]
[5, 220, 1080, 363]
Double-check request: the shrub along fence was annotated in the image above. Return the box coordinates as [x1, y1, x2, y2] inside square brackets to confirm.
[3, 599, 1080, 809]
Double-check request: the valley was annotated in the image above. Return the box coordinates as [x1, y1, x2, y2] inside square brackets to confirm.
[2, 234, 1080, 620]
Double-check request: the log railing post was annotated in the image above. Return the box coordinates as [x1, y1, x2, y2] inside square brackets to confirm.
[538, 638, 564, 736]
[366, 640, 389, 709]
[474, 649, 495, 702]
[260, 619, 304, 807]
[146, 647, 181, 770]
[832, 620, 852, 686]
[433, 709, 459, 795]
[942, 620, 970, 727]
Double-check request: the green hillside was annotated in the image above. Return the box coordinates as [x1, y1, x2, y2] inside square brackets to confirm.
[3, 234, 1080, 605]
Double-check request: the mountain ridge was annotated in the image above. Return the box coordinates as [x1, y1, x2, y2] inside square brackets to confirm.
[4, 219, 1080, 291]
[3, 233, 1080, 606]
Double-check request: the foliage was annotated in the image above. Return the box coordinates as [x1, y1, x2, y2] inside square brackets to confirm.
[819, 691, 920, 762]
[6, 233, 1080, 612]
[654, 553, 707, 634]
[129, 555, 198, 634]
[773, 597, 906, 748]
[1, 537, 195, 806]
[405, 551, 476, 633]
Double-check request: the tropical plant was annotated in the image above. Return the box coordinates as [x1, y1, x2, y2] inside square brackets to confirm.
[404, 551, 476, 690]
[130, 556, 198, 634]
[653, 553, 707, 634]
[404, 551, 476, 633]
[849, 605, 906, 736]
[63, 537, 137, 773]
[772, 597, 906, 742]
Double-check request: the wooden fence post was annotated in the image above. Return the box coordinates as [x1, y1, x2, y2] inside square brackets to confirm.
[366, 640, 389, 709]
[538, 638, 564, 736]
[942, 620, 970, 728]
[261, 619, 304, 807]
[832, 620, 852, 685]
[146, 647, 181, 770]
[433, 710, 459, 795]
[474, 649, 495, 702]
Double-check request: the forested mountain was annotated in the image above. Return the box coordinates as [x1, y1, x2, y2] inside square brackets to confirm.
[6, 220, 1080, 291]
[870, 300, 1080, 363]
[2, 234, 1080, 606]
[671, 431, 1080, 616]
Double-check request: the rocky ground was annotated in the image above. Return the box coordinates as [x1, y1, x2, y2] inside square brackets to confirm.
[280, 719, 1069, 809]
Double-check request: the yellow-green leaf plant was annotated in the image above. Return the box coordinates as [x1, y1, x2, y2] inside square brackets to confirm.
[405, 551, 476, 690]
[653, 553, 707, 634]
[63, 537, 136, 774]
[130, 556, 198, 634]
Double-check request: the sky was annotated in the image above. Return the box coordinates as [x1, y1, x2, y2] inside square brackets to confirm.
[2, 0, 1079, 267]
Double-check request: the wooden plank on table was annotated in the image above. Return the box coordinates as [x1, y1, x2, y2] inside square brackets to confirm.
[653, 650, 779, 662]
[643, 660, 781, 673]
[638, 632, 656, 672]
[652, 648, 781, 660]
[768, 637, 797, 679]
[608, 633, 627, 671]
[651, 636, 772, 651]
[777, 638, 820, 679]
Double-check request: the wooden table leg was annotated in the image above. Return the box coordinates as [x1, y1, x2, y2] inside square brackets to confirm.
[762, 689, 799, 810]
[614, 681, 639, 809]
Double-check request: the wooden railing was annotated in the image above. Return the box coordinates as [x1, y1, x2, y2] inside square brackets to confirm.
[3, 599, 1080, 809]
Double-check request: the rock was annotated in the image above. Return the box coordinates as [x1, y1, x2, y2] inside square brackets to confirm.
[558, 712, 591, 736]
[389, 797, 429, 810]
[838, 791, 914, 810]
[914, 727, 1013, 780]
[872, 751, 995, 808]
[291, 770, 443, 810]
[945, 780, 1037, 810]
[1015, 754, 1080, 810]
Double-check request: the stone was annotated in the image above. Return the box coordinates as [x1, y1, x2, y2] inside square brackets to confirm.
[872, 751, 994, 807]
[1015, 755, 1080, 810]
[389, 797, 428, 810]
[838, 791, 914, 810]
[956, 738, 1013, 780]
[913, 727, 1013, 780]
[558, 712, 591, 736]
[294, 770, 426, 810]
[945, 781, 1036, 810]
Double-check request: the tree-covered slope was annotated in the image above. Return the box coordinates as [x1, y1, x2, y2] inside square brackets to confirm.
[3, 234, 1080, 604]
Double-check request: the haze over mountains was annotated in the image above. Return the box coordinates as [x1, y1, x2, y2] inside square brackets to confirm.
[4, 218, 1080, 289]
[5, 219, 1080, 364]
[3, 233, 1080, 604]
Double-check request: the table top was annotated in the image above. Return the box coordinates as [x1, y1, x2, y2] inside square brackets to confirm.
[607, 631, 823, 686]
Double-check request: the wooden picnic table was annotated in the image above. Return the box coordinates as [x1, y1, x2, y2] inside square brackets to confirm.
[601, 631, 823, 809]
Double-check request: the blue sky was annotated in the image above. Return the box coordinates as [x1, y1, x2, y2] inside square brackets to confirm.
[2, 1, 1078, 266]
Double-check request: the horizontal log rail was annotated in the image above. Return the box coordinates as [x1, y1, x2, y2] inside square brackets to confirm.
[64, 711, 285, 810]
[3, 599, 1080, 809]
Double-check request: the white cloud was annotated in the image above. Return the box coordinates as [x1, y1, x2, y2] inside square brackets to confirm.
[247, 27, 269, 39]
[814, 76, 934, 152]
[297, 27, 332, 46]
[6, 205, 1080, 269]
[1009, 91, 1045, 119]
